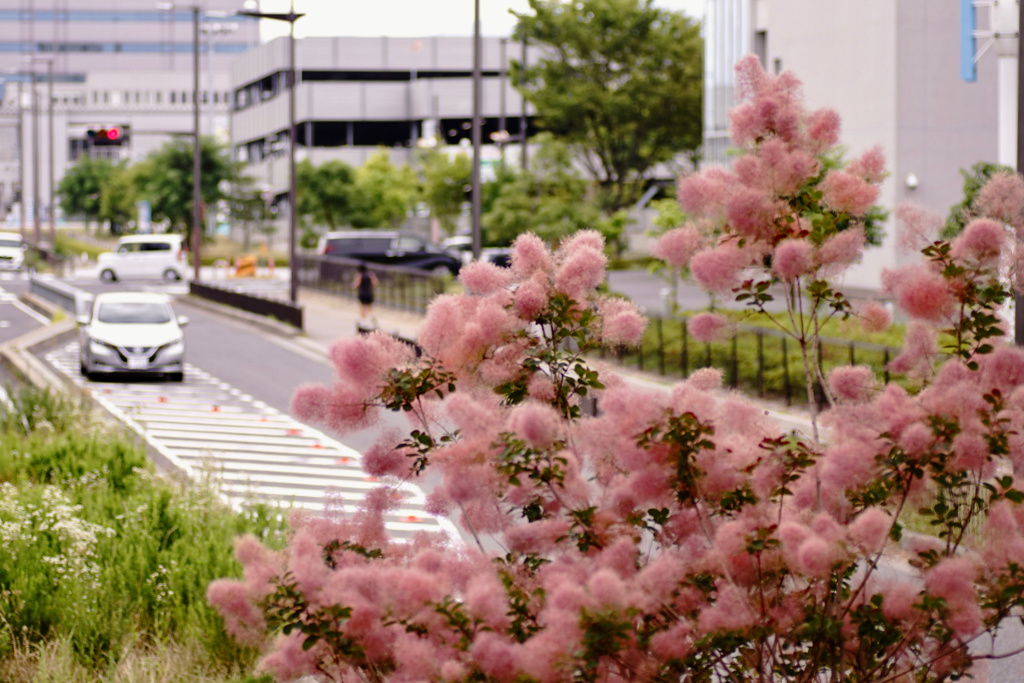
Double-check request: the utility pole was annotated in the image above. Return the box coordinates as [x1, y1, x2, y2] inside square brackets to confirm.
[16, 79, 24, 242]
[471, 0, 482, 261]
[46, 59, 54, 248]
[1016, 2, 1024, 345]
[520, 35, 528, 170]
[193, 5, 202, 281]
[237, 3, 304, 303]
[30, 69, 39, 246]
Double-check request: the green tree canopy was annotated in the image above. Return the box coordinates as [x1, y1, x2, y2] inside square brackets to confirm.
[943, 161, 1015, 238]
[514, 0, 703, 211]
[483, 134, 626, 252]
[57, 156, 116, 230]
[133, 136, 240, 238]
[296, 158, 359, 231]
[419, 149, 472, 236]
[350, 149, 419, 229]
[97, 163, 140, 231]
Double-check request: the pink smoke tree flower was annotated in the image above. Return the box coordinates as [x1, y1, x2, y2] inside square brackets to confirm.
[674, 55, 888, 438]
[209, 62, 1024, 683]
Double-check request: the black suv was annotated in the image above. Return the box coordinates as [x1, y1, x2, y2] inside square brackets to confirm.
[318, 231, 462, 275]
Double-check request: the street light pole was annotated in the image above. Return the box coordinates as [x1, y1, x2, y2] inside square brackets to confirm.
[499, 37, 507, 164]
[193, 5, 202, 282]
[521, 36, 529, 170]
[16, 79, 24, 242]
[288, 6, 297, 303]
[29, 68, 40, 246]
[46, 59, 53, 247]
[471, 0, 482, 261]
[237, 4, 304, 304]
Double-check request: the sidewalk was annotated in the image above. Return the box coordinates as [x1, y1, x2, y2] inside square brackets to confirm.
[285, 287, 816, 437]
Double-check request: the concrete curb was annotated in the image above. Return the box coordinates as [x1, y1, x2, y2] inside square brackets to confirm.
[0, 301, 76, 393]
[19, 291, 65, 321]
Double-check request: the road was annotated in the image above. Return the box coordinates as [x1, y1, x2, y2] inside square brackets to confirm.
[4, 270, 455, 541]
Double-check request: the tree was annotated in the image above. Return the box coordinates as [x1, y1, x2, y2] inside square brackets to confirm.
[350, 149, 419, 229]
[57, 156, 116, 232]
[97, 163, 140, 232]
[296, 158, 359, 231]
[514, 0, 703, 211]
[134, 136, 240, 239]
[419, 149, 472, 236]
[484, 134, 627, 252]
[209, 58, 1024, 683]
[224, 176, 275, 251]
[942, 161, 1014, 238]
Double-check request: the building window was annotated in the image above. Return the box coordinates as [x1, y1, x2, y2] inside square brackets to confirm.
[773, 58, 782, 75]
[155, 91, 161, 104]
[103, 91, 109, 104]
[170, 91, 176, 104]
[754, 31, 767, 68]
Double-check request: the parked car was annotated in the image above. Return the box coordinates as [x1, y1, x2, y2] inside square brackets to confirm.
[0, 232, 25, 270]
[318, 230, 462, 276]
[441, 236, 512, 269]
[97, 234, 189, 282]
[481, 247, 512, 268]
[77, 291, 188, 382]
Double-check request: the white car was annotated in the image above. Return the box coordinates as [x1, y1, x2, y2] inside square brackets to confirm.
[0, 231, 26, 270]
[97, 234, 189, 282]
[77, 292, 188, 382]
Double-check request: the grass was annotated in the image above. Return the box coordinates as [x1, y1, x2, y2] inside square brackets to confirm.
[0, 386, 290, 682]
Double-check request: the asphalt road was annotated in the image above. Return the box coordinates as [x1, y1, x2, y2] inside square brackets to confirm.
[0, 274, 50, 343]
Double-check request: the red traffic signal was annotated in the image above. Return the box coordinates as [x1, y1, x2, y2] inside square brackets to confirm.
[88, 127, 124, 146]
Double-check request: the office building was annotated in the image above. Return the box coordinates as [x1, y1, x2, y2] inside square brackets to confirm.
[703, 0, 999, 289]
[229, 34, 533, 221]
[0, 0, 260, 235]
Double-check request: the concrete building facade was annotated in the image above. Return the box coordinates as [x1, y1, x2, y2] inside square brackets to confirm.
[703, 0, 1000, 289]
[0, 0, 260, 238]
[228, 34, 534, 220]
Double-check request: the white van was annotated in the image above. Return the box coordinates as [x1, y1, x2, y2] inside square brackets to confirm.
[0, 232, 25, 270]
[97, 234, 189, 282]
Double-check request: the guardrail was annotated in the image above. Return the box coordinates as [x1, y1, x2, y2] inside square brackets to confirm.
[189, 280, 304, 330]
[28, 273, 91, 317]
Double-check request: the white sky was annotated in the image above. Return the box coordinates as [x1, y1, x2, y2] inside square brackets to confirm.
[256, 0, 706, 40]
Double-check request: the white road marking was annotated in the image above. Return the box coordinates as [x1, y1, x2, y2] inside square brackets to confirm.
[46, 342, 459, 543]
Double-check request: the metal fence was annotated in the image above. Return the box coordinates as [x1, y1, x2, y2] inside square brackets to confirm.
[602, 316, 902, 408]
[293, 254, 447, 314]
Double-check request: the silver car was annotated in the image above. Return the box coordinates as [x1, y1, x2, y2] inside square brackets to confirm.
[77, 292, 188, 381]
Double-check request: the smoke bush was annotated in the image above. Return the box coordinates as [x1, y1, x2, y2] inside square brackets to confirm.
[210, 57, 1024, 683]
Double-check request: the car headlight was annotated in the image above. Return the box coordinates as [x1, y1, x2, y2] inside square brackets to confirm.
[156, 339, 185, 357]
[89, 339, 119, 357]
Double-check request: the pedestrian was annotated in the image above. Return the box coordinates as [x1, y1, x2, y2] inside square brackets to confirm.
[354, 262, 379, 325]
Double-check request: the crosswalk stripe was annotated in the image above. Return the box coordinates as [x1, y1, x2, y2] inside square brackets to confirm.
[45, 342, 460, 543]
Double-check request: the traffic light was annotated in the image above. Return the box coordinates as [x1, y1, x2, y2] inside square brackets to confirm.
[87, 126, 126, 147]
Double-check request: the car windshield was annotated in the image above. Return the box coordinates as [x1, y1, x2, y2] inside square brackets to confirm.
[0, 239, 21, 249]
[96, 302, 172, 324]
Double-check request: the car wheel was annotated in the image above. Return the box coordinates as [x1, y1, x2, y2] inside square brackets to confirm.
[79, 359, 88, 376]
[100, 269, 117, 283]
[162, 268, 181, 282]
[167, 372, 184, 383]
